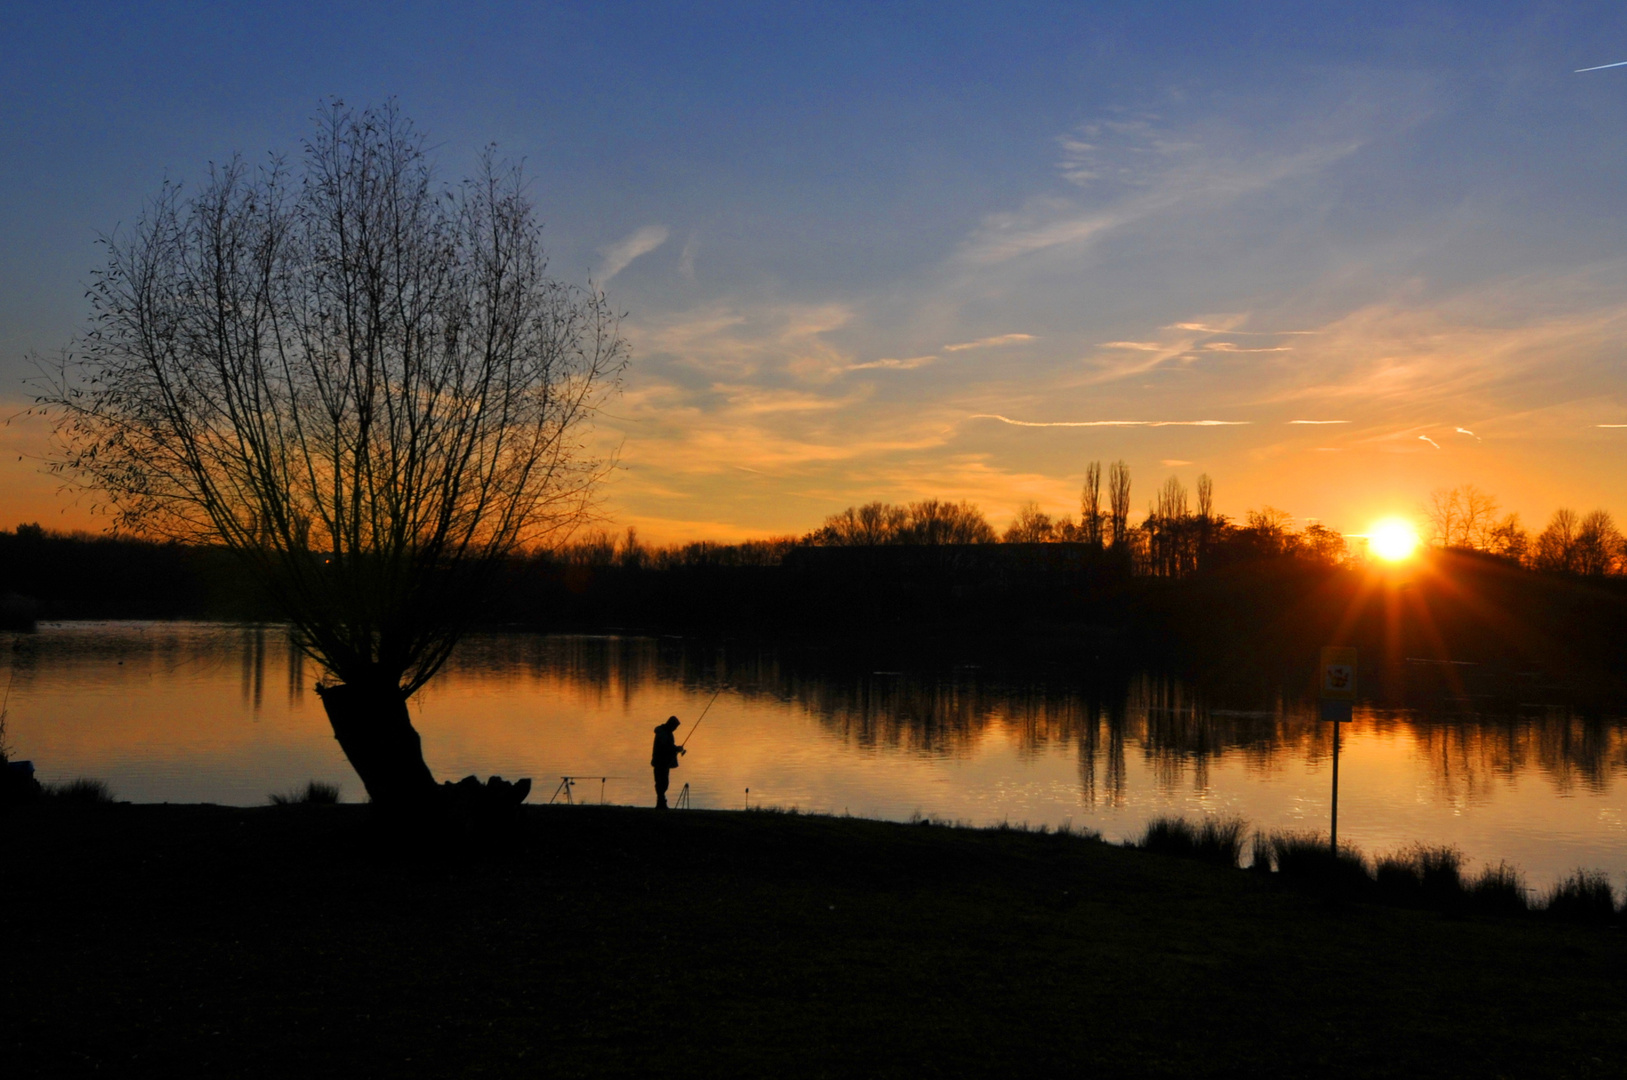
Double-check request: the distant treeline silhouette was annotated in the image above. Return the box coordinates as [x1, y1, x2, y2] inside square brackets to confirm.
[0, 523, 269, 625]
[1420, 483, 1626, 574]
[9, 467, 1622, 602]
[533, 466, 1625, 583]
[6, 464, 1627, 704]
[543, 467, 1347, 580]
[794, 469, 1627, 580]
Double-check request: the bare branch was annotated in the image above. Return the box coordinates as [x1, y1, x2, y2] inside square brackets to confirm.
[33, 102, 626, 696]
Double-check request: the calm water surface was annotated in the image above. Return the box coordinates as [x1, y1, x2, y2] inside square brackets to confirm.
[6, 621, 1625, 891]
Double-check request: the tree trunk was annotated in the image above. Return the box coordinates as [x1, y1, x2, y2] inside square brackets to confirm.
[315, 681, 438, 807]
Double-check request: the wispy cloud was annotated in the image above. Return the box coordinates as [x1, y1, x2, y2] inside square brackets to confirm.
[1202, 342, 1293, 353]
[600, 225, 670, 282]
[710, 385, 855, 415]
[1071, 333, 1205, 386]
[678, 235, 698, 280]
[625, 301, 855, 380]
[1161, 459, 1193, 466]
[1074, 315, 1301, 385]
[847, 355, 937, 372]
[971, 414, 1248, 428]
[1418, 435, 1441, 449]
[943, 334, 1036, 352]
[1251, 268, 1627, 427]
[1289, 419, 1349, 424]
[958, 120, 1363, 266]
[1171, 322, 1318, 336]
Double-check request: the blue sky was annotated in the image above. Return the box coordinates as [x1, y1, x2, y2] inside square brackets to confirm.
[5, 2, 1627, 540]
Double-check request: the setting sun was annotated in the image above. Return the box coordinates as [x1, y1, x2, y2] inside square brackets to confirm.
[1369, 519, 1421, 562]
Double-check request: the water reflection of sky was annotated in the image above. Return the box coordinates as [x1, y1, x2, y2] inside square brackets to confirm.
[5, 622, 1624, 891]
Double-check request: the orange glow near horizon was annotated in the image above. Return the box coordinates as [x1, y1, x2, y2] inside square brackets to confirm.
[1367, 519, 1421, 562]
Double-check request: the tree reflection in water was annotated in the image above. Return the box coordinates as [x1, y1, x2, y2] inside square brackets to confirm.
[443, 633, 1627, 809]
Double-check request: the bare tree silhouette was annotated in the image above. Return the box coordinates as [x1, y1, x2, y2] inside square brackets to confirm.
[809, 500, 994, 545]
[1575, 510, 1622, 576]
[1424, 484, 1500, 549]
[813, 502, 908, 545]
[1196, 472, 1216, 561]
[1533, 509, 1581, 573]
[1459, 485, 1500, 549]
[35, 102, 627, 806]
[1081, 462, 1103, 549]
[897, 500, 997, 544]
[1108, 460, 1131, 549]
[1004, 501, 1056, 543]
[1486, 513, 1529, 561]
[1424, 487, 1461, 549]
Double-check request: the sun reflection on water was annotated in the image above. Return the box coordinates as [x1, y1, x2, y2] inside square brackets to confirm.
[2, 623, 1623, 889]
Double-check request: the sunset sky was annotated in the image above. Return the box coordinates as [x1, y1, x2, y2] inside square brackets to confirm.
[4, 2, 1627, 543]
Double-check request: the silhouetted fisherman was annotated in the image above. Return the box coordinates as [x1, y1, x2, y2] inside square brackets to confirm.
[651, 715, 686, 808]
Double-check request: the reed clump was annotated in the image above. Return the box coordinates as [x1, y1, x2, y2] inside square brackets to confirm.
[1373, 844, 1470, 910]
[1468, 862, 1530, 917]
[1542, 870, 1617, 923]
[43, 778, 116, 804]
[1134, 814, 1620, 924]
[1267, 829, 1372, 890]
[268, 780, 342, 806]
[1248, 830, 1274, 873]
[1138, 815, 1247, 868]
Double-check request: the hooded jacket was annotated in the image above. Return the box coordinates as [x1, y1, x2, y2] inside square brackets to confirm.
[651, 724, 680, 770]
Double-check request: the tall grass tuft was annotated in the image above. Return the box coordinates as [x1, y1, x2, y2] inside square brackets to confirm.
[1248, 830, 1274, 873]
[1138, 816, 1199, 856]
[1542, 870, 1617, 923]
[269, 780, 342, 806]
[1374, 851, 1423, 904]
[1192, 817, 1246, 868]
[1373, 844, 1467, 909]
[0, 668, 13, 764]
[1414, 845, 1465, 902]
[1138, 815, 1247, 868]
[1269, 830, 1370, 890]
[1467, 862, 1529, 917]
[45, 777, 116, 804]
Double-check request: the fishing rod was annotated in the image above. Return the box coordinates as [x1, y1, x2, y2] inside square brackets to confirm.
[679, 684, 728, 749]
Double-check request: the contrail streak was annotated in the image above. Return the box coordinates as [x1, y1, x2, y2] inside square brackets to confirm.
[1167, 323, 1318, 335]
[1419, 435, 1441, 449]
[1575, 60, 1627, 72]
[971, 414, 1248, 427]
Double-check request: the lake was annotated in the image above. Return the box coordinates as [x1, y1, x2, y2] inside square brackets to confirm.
[5, 621, 1624, 892]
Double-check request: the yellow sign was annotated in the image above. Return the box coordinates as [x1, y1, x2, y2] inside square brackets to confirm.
[1320, 647, 1356, 701]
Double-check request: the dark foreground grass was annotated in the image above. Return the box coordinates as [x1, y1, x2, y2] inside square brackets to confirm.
[1138, 814, 1247, 867]
[268, 779, 343, 806]
[1546, 870, 1620, 924]
[4, 803, 1626, 1079]
[41, 776, 116, 804]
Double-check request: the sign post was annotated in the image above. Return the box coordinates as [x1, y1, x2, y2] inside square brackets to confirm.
[1319, 646, 1356, 855]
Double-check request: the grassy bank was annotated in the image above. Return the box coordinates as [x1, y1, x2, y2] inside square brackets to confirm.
[5, 802, 1625, 1078]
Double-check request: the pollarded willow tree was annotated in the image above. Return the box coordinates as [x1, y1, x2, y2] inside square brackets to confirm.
[36, 102, 627, 806]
